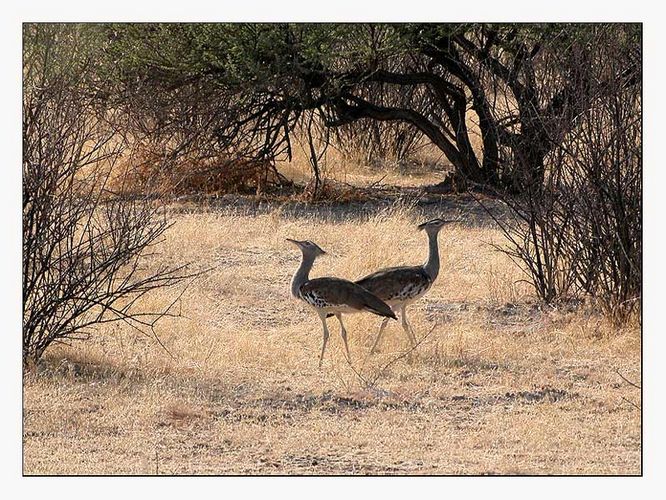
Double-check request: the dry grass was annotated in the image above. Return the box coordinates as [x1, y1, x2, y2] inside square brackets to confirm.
[22, 201, 641, 475]
[275, 135, 449, 190]
[106, 133, 449, 201]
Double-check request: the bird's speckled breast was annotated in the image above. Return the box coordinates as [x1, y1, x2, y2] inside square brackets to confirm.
[298, 288, 359, 314]
[299, 288, 330, 308]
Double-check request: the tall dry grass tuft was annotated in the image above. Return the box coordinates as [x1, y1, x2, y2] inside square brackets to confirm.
[276, 135, 449, 191]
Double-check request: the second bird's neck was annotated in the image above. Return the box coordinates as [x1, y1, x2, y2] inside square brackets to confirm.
[291, 253, 315, 298]
[423, 231, 440, 281]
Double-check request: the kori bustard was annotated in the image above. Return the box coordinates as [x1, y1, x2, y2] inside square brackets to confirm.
[355, 218, 453, 353]
[287, 239, 397, 367]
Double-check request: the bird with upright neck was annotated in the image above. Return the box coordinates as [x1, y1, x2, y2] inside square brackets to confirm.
[353, 218, 454, 353]
[286, 238, 397, 367]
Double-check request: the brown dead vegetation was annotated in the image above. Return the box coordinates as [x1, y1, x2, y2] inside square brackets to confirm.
[116, 144, 284, 197]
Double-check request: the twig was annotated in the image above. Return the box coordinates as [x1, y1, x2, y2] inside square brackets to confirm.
[346, 323, 438, 390]
[615, 368, 641, 389]
[366, 174, 388, 190]
[621, 396, 640, 411]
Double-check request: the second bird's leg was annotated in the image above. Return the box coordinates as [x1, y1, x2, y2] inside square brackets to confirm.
[369, 316, 391, 355]
[400, 305, 417, 347]
[318, 311, 331, 368]
[334, 313, 351, 363]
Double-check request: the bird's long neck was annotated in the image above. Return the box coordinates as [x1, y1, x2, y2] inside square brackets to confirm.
[291, 253, 315, 298]
[423, 230, 441, 281]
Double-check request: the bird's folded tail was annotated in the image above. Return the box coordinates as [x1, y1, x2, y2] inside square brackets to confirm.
[359, 290, 397, 320]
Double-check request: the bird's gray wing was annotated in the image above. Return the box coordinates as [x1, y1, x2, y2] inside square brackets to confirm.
[301, 278, 396, 319]
[356, 266, 431, 301]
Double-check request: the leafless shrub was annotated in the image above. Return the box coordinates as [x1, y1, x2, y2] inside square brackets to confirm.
[558, 88, 641, 322]
[479, 33, 641, 323]
[22, 24, 193, 366]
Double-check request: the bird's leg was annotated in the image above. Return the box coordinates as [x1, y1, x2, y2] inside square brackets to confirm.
[369, 316, 391, 355]
[318, 311, 331, 368]
[335, 313, 351, 363]
[400, 305, 417, 347]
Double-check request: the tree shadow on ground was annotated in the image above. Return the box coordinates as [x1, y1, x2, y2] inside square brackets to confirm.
[165, 187, 510, 229]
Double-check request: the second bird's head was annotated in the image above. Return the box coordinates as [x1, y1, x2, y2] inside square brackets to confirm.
[286, 238, 327, 258]
[417, 218, 455, 234]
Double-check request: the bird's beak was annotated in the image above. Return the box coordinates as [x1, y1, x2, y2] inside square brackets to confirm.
[418, 219, 456, 230]
[285, 238, 299, 246]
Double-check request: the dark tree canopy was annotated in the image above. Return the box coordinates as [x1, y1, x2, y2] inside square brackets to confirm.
[100, 23, 640, 193]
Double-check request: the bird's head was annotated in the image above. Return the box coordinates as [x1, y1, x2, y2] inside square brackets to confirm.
[417, 218, 455, 234]
[286, 238, 327, 259]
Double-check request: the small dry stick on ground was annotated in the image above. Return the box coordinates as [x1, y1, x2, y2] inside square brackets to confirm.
[621, 396, 640, 411]
[347, 323, 438, 390]
[615, 368, 641, 389]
